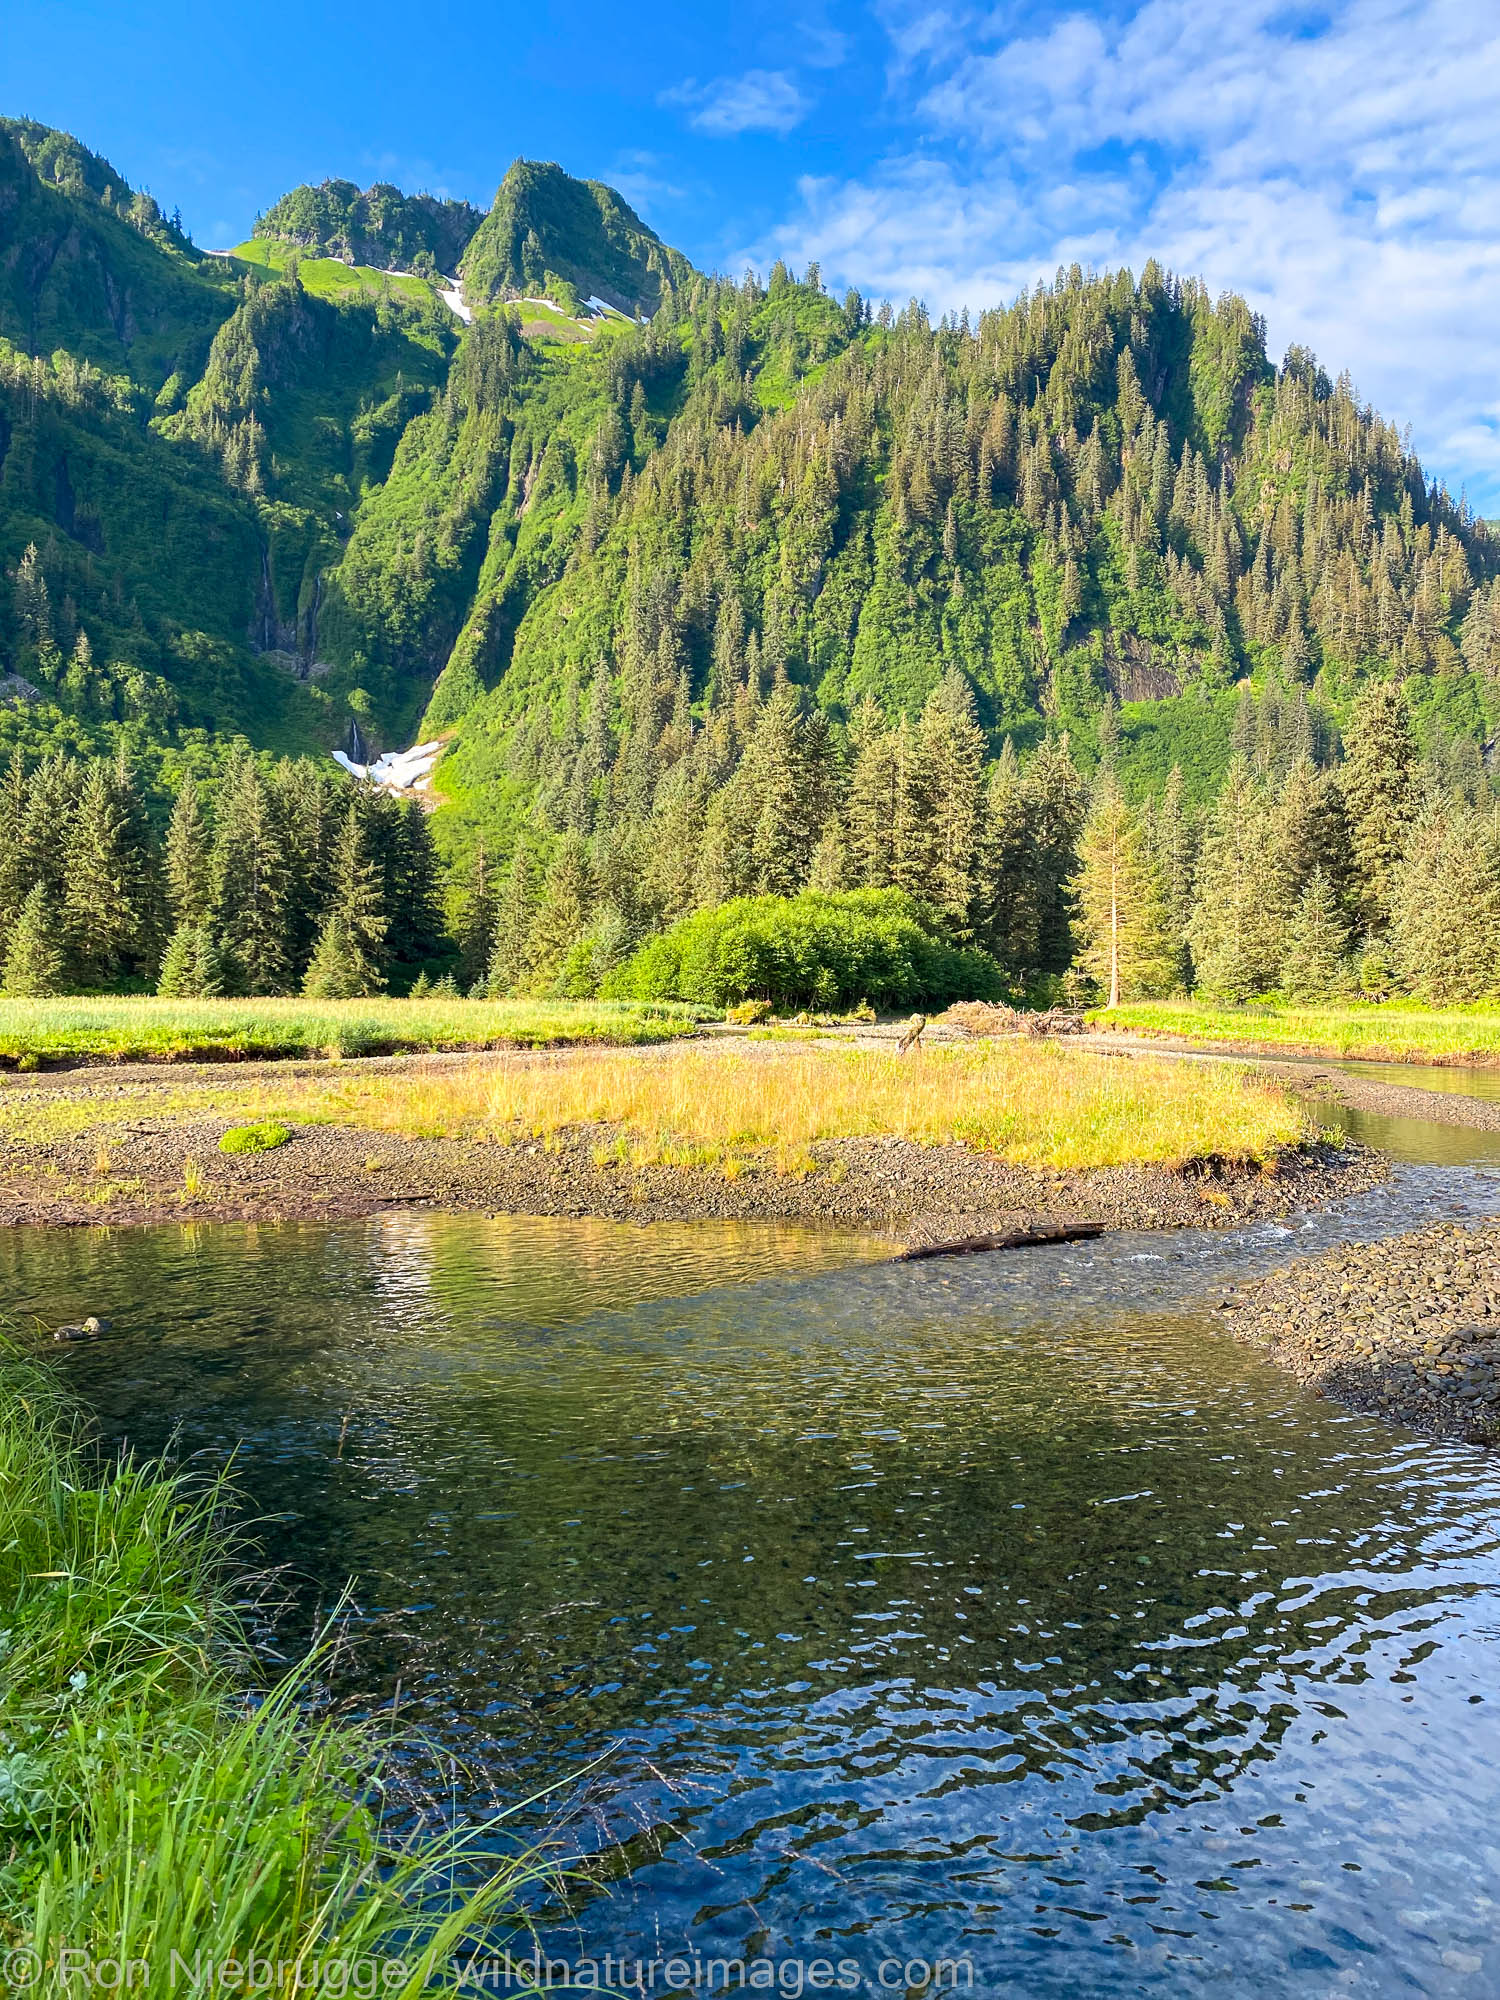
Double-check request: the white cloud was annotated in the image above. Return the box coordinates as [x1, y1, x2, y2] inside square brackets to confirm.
[754, 0, 1500, 504]
[664, 69, 811, 137]
[603, 150, 687, 216]
[799, 21, 851, 69]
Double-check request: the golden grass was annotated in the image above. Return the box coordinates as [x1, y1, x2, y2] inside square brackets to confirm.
[283, 1040, 1308, 1172]
[1095, 999, 1500, 1064]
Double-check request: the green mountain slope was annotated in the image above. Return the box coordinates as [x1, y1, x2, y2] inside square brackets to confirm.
[253, 178, 483, 277]
[458, 159, 694, 315]
[1, 114, 1496, 867]
[0, 122, 235, 390]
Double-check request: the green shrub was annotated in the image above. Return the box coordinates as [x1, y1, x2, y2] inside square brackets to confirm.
[218, 1120, 292, 1154]
[603, 889, 1006, 1012]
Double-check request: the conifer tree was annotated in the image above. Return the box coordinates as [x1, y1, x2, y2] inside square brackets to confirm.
[64, 758, 158, 984]
[157, 923, 226, 998]
[741, 684, 830, 896]
[458, 842, 499, 990]
[1073, 776, 1177, 1005]
[22, 754, 79, 905]
[1389, 807, 1500, 1002]
[301, 916, 368, 999]
[809, 816, 850, 893]
[916, 670, 988, 936]
[845, 700, 899, 889]
[1281, 869, 1350, 1001]
[486, 840, 542, 996]
[1273, 755, 1346, 903]
[526, 833, 594, 992]
[212, 756, 292, 994]
[1140, 766, 1196, 986]
[0, 884, 64, 996]
[985, 736, 1087, 979]
[165, 777, 214, 927]
[1187, 759, 1287, 999]
[1341, 679, 1417, 926]
[0, 750, 28, 962]
[303, 806, 388, 998]
[385, 800, 445, 966]
[272, 758, 339, 972]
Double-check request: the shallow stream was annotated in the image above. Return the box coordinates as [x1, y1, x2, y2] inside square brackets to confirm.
[11, 1089, 1500, 1994]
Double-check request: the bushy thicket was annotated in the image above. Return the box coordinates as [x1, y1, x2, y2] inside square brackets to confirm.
[604, 888, 1005, 1011]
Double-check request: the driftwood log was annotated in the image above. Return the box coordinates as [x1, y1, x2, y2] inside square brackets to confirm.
[895, 1219, 1106, 1261]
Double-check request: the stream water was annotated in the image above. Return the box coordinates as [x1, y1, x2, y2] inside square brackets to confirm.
[10, 1092, 1500, 1994]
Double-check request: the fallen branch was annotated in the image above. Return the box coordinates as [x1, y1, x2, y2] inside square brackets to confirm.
[895, 1219, 1106, 1261]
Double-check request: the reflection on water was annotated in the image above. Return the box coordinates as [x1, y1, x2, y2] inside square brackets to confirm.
[1324, 1058, 1500, 1104]
[7, 1178, 1500, 1995]
[1323, 1100, 1500, 1168]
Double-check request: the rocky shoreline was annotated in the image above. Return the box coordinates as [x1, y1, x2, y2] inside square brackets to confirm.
[1223, 1220, 1500, 1444]
[0, 1103, 1381, 1242]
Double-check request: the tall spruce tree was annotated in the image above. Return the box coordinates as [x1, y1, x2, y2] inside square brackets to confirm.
[64, 758, 158, 984]
[458, 842, 499, 991]
[1281, 869, 1350, 1001]
[916, 670, 988, 937]
[157, 923, 226, 998]
[1140, 766, 1196, 988]
[1389, 806, 1500, 1002]
[526, 833, 594, 993]
[1187, 759, 1287, 999]
[212, 755, 292, 994]
[0, 750, 28, 966]
[1341, 679, 1418, 927]
[486, 839, 543, 997]
[1073, 776, 1177, 1005]
[384, 800, 445, 966]
[303, 806, 389, 998]
[165, 777, 214, 928]
[0, 883, 64, 995]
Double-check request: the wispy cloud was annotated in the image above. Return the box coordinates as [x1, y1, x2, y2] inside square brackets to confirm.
[799, 20, 851, 69]
[603, 149, 687, 215]
[663, 69, 811, 137]
[357, 148, 475, 201]
[755, 0, 1500, 503]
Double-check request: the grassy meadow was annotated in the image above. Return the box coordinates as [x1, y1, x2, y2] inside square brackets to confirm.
[0, 995, 705, 1066]
[1094, 1000, 1500, 1065]
[273, 1040, 1310, 1173]
[0, 1344, 550, 1989]
[227, 236, 438, 306]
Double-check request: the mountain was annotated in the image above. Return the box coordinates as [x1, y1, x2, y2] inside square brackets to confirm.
[0, 119, 233, 389]
[1, 113, 1496, 866]
[457, 159, 694, 315]
[253, 179, 484, 278]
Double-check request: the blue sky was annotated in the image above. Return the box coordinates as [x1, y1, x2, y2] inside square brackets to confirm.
[6, 0, 1500, 506]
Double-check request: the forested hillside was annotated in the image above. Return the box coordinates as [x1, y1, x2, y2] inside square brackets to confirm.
[254, 180, 483, 277]
[1, 115, 1498, 1009]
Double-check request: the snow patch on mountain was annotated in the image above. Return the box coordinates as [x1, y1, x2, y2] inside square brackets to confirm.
[333, 739, 446, 792]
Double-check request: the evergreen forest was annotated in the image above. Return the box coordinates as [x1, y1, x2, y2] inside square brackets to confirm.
[2, 114, 1498, 1010]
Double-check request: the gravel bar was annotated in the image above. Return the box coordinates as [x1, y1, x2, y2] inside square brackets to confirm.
[1222, 1220, 1500, 1444]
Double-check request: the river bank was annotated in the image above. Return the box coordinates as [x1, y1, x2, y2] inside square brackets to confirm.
[0, 1039, 1375, 1240]
[1224, 1219, 1500, 1444]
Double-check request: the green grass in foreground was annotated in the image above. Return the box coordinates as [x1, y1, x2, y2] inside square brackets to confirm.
[0, 996, 705, 1065]
[1093, 999, 1500, 1064]
[0, 1345, 550, 1990]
